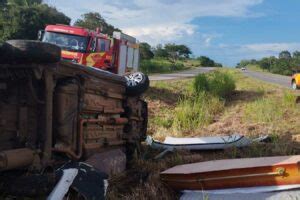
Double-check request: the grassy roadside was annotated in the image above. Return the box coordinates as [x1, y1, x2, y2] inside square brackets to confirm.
[245, 64, 266, 72]
[146, 69, 299, 139]
[140, 58, 200, 75]
[107, 69, 300, 199]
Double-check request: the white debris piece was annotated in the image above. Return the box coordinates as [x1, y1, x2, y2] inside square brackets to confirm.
[147, 134, 268, 151]
[181, 185, 300, 200]
[47, 168, 78, 200]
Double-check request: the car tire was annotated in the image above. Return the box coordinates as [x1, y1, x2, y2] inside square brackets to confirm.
[0, 40, 61, 64]
[292, 80, 299, 90]
[125, 72, 149, 96]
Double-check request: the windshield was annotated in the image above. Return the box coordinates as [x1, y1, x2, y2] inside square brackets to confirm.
[42, 31, 88, 53]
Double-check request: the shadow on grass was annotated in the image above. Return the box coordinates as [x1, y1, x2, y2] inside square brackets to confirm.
[145, 87, 185, 106]
[226, 90, 265, 105]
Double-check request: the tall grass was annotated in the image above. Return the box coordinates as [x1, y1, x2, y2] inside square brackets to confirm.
[244, 92, 298, 123]
[172, 92, 224, 132]
[140, 58, 186, 74]
[171, 71, 236, 132]
[194, 71, 236, 98]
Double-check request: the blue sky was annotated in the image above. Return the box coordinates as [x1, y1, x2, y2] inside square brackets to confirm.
[45, 0, 300, 66]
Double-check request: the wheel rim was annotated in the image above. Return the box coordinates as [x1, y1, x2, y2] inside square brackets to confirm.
[292, 82, 297, 90]
[125, 73, 144, 87]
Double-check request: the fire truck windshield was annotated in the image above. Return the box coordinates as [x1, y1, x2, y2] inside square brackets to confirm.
[42, 31, 88, 53]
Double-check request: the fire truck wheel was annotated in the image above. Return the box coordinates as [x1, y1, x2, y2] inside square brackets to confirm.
[0, 40, 61, 64]
[125, 72, 149, 96]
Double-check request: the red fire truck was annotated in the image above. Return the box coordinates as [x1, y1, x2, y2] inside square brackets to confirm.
[39, 24, 148, 95]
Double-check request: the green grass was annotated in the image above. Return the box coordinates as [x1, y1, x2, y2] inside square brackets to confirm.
[194, 71, 236, 99]
[244, 92, 298, 123]
[140, 58, 189, 74]
[245, 64, 265, 72]
[145, 68, 300, 139]
[145, 70, 236, 138]
[172, 93, 224, 132]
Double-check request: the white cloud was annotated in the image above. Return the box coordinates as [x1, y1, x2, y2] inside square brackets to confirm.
[243, 43, 300, 53]
[214, 42, 300, 66]
[45, 0, 263, 44]
[124, 24, 196, 44]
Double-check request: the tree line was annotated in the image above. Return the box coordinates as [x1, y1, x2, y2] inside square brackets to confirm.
[140, 42, 222, 67]
[236, 51, 300, 75]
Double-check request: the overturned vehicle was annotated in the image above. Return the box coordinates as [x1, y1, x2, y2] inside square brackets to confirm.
[0, 40, 148, 199]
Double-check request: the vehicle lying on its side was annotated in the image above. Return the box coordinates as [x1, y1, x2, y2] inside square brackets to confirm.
[0, 40, 148, 199]
[292, 72, 300, 90]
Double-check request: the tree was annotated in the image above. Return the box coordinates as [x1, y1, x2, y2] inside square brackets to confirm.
[74, 12, 120, 36]
[291, 51, 300, 71]
[197, 56, 215, 67]
[153, 44, 169, 58]
[0, 1, 70, 42]
[7, 0, 42, 6]
[215, 63, 223, 67]
[270, 58, 292, 75]
[259, 57, 272, 71]
[293, 51, 300, 59]
[139, 42, 154, 60]
[279, 50, 292, 59]
[164, 43, 192, 60]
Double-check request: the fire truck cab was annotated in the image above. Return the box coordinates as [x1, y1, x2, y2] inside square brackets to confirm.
[40, 24, 140, 75]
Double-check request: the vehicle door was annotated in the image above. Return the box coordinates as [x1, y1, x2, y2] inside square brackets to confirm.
[85, 37, 110, 68]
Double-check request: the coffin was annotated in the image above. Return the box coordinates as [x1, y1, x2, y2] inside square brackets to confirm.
[161, 155, 300, 191]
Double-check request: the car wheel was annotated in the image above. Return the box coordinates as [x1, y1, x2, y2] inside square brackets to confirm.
[125, 72, 149, 96]
[0, 40, 61, 64]
[292, 80, 298, 90]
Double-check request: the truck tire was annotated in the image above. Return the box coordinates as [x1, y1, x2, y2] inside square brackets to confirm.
[0, 40, 61, 64]
[125, 72, 149, 96]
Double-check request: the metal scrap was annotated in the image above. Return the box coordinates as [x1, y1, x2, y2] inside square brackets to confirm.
[147, 134, 269, 151]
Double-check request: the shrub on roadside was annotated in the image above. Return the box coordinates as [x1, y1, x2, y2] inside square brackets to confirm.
[193, 74, 209, 93]
[193, 71, 236, 98]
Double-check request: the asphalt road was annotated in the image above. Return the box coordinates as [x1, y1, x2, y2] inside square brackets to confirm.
[149, 67, 215, 81]
[149, 67, 293, 89]
[242, 70, 291, 88]
[149, 67, 291, 88]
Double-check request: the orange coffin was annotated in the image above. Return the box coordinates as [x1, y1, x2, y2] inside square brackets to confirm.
[160, 155, 300, 191]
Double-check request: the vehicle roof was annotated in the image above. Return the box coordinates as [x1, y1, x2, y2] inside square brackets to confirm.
[45, 24, 109, 39]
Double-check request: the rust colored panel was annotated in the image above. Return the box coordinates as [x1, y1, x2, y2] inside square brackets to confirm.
[0, 148, 34, 171]
[161, 155, 300, 191]
[83, 93, 123, 113]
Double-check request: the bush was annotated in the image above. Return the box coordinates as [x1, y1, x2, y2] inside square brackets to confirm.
[140, 58, 185, 74]
[194, 74, 209, 93]
[172, 93, 224, 132]
[193, 71, 236, 98]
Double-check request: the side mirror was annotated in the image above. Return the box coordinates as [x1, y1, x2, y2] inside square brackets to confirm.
[38, 30, 45, 41]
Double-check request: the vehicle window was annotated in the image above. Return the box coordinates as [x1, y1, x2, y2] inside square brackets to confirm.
[97, 38, 110, 52]
[89, 38, 97, 52]
[42, 31, 88, 53]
